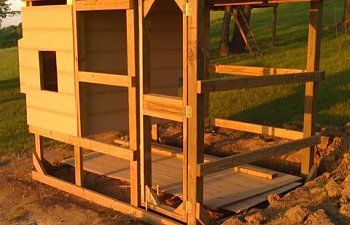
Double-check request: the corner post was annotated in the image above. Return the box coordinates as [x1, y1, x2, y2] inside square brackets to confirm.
[301, 0, 323, 177]
[187, 0, 206, 224]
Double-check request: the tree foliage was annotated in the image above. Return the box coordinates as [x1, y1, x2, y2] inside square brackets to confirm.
[0, 0, 17, 27]
[0, 23, 22, 48]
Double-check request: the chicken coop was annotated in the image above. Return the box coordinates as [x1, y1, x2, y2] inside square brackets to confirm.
[19, 0, 324, 224]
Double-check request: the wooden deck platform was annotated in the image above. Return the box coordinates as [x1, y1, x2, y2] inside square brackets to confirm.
[64, 152, 301, 212]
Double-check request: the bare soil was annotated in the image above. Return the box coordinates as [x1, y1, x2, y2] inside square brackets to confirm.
[1, 123, 349, 225]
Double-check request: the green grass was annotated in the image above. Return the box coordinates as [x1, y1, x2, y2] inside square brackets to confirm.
[209, 1, 350, 129]
[0, 1, 349, 155]
[0, 47, 32, 155]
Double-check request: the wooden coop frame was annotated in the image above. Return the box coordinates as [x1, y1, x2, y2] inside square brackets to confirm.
[19, 0, 324, 224]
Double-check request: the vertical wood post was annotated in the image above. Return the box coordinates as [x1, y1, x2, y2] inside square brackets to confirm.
[34, 133, 43, 160]
[139, 0, 152, 205]
[301, 0, 323, 177]
[74, 146, 83, 186]
[127, 5, 140, 207]
[187, 0, 206, 224]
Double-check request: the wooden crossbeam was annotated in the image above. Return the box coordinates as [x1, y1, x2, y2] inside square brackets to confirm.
[74, 0, 133, 11]
[211, 118, 304, 140]
[197, 71, 325, 93]
[143, 94, 184, 122]
[209, 64, 306, 76]
[209, 0, 315, 7]
[197, 135, 321, 177]
[29, 126, 136, 161]
[32, 172, 181, 225]
[78, 71, 134, 87]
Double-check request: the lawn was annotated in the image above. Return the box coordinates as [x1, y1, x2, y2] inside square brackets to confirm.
[0, 0, 349, 155]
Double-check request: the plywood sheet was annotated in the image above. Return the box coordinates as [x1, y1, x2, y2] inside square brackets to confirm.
[223, 182, 301, 213]
[64, 152, 301, 209]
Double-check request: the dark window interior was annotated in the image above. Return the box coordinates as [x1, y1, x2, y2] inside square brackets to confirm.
[39, 51, 58, 92]
[32, 0, 66, 6]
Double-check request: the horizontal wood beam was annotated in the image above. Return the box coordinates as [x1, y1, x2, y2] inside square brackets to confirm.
[29, 126, 136, 161]
[74, 0, 133, 11]
[197, 71, 325, 93]
[197, 135, 321, 177]
[143, 94, 183, 122]
[210, 64, 306, 76]
[211, 118, 304, 140]
[78, 71, 134, 87]
[208, 0, 315, 7]
[32, 172, 181, 225]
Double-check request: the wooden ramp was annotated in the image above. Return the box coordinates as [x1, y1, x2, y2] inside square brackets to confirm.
[64, 152, 301, 211]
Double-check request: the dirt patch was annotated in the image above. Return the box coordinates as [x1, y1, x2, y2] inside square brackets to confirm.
[0, 149, 144, 225]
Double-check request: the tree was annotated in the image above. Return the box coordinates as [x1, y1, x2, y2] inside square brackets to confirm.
[218, 5, 252, 56]
[0, 0, 17, 28]
[230, 5, 252, 53]
[344, 0, 350, 26]
[219, 6, 232, 57]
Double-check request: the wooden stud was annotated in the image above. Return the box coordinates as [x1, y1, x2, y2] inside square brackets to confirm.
[212, 118, 304, 140]
[139, 0, 152, 204]
[198, 135, 321, 177]
[209, 0, 315, 7]
[197, 71, 325, 93]
[301, 0, 323, 177]
[32, 171, 181, 225]
[187, 0, 206, 224]
[210, 64, 306, 76]
[127, 6, 140, 207]
[29, 126, 136, 161]
[78, 71, 134, 87]
[74, 146, 83, 186]
[34, 133, 43, 160]
[74, 0, 133, 11]
[151, 124, 159, 142]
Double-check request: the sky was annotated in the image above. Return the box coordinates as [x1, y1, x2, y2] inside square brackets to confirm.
[2, 0, 22, 27]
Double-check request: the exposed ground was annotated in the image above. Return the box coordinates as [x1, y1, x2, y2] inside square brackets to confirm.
[1, 124, 350, 225]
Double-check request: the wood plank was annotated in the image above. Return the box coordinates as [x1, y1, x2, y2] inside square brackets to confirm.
[234, 164, 277, 180]
[27, 107, 78, 136]
[74, 0, 133, 11]
[209, 0, 314, 7]
[197, 135, 321, 177]
[26, 89, 77, 116]
[74, 146, 83, 186]
[212, 118, 304, 140]
[78, 71, 132, 87]
[32, 172, 182, 225]
[143, 94, 183, 122]
[63, 152, 301, 209]
[197, 71, 325, 93]
[223, 182, 301, 213]
[29, 126, 136, 161]
[210, 64, 305, 76]
[301, 0, 323, 177]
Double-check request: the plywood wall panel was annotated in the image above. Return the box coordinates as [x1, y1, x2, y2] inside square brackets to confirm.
[147, 0, 183, 96]
[19, 5, 78, 136]
[27, 107, 77, 136]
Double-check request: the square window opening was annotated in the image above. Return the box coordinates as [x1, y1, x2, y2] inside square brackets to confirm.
[39, 51, 58, 92]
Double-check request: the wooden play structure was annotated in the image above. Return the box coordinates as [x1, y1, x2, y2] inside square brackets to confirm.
[18, 0, 324, 224]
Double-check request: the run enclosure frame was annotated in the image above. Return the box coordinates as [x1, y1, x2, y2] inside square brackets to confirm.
[22, 0, 325, 224]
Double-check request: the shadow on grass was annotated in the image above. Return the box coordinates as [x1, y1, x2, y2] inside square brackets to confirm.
[0, 78, 19, 91]
[228, 69, 350, 129]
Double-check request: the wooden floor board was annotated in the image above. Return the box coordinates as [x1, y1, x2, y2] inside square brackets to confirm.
[63, 152, 301, 210]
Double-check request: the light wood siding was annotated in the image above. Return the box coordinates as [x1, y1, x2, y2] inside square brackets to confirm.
[81, 83, 129, 135]
[80, 10, 127, 74]
[19, 5, 77, 136]
[78, 10, 129, 136]
[147, 0, 183, 96]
